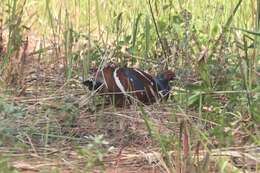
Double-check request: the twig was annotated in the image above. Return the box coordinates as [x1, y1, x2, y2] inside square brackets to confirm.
[147, 0, 168, 61]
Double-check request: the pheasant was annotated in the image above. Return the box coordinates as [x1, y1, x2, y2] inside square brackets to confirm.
[83, 63, 175, 106]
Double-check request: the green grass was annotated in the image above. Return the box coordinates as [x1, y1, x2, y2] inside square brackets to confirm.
[0, 0, 259, 172]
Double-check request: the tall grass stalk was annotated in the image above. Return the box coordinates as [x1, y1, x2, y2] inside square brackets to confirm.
[147, 0, 167, 62]
[241, 37, 254, 118]
[144, 15, 150, 59]
[82, 0, 91, 79]
[255, 0, 260, 86]
[95, 0, 103, 45]
[44, 109, 50, 158]
[131, 13, 141, 50]
[5, 0, 20, 61]
[208, 0, 243, 60]
[0, 0, 26, 78]
[0, 8, 3, 55]
[45, 0, 59, 60]
[64, 9, 73, 79]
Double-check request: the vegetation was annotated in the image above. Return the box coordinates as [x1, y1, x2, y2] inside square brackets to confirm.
[0, 0, 259, 172]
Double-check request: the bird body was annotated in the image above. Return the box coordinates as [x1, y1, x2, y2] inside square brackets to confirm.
[83, 64, 175, 106]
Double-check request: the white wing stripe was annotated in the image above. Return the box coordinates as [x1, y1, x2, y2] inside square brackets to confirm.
[113, 68, 127, 95]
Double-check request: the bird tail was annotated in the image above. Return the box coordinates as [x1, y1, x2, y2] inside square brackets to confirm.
[83, 78, 103, 91]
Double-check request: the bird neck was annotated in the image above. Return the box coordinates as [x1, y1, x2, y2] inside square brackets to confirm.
[154, 75, 169, 90]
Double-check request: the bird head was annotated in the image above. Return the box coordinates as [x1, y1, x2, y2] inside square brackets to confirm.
[154, 70, 175, 98]
[156, 70, 175, 82]
[161, 70, 175, 81]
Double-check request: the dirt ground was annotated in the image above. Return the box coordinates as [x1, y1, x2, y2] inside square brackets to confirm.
[1, 32, 259, 173]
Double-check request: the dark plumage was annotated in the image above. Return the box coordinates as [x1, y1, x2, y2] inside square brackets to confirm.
[154, 70, 176, 99]
[83, 64, 175, 106]
[83, 78, 103, 90]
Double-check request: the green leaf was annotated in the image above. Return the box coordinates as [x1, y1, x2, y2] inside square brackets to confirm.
[188, 91, 202, 106]
[232, 27, 260, 36]
[171, 15, 183, 24]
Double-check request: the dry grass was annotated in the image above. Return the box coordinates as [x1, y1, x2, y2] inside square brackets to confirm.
[0, 55, 258, 172]
[0, 0, 259, 172]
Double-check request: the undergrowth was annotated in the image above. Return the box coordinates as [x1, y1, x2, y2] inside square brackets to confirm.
[0, 0, 259, 172]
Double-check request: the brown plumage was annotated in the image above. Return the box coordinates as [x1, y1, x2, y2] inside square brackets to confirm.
[83, 63, 175, 107]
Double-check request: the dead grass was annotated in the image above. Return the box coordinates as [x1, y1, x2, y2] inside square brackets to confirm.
[0, 30, 259, 173]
